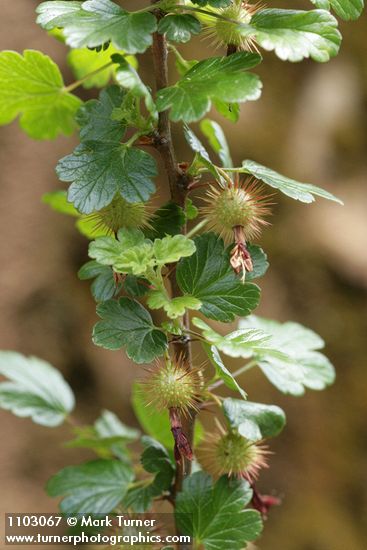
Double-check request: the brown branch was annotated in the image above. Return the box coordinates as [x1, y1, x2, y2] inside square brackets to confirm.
[151, 5, 196, 548]
[151, 6, 191, 207]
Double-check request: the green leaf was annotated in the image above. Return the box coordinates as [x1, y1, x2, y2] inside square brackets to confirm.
[93, 298, 167, 364]
[36, 1, 82, 28]
[36, 0, 157, 54]
[183, 124, 221, 179]
[124, 437, 175, 512]
[145, 202, 185, 239]
[67, 44, 136, 89]
[223, 398, 286, 441]
[156, 52, 262, 123]
[0, 352, 74, 427]
[192, 317, 284, 360]
[89, 229, 155, 277]
[246, 9, 341, 63]
[147, 292, 202, 319]
[239, 316, 336, 395]
[47, 459, 133, 514]
[158, 14, 201, 43]
[57, 143, 157, 214]
[241, 159, 343, 204]
[90, 233, 195, 278]
[132, 383, 204, 449]
[132, 383, 174, 449]
[310, 0, 364, 20]
[191, 0, 231, 6]
[113, 57, 157, 120]
[76, 86, 126, 143]
[0, 49, 81, 139]
[203, 344, 247, 399]
[43, 191, 110, 239]
[123, 275, 150, 298]
[153, 234, 196, 265]
[213, 98, 240, 123]
[174, 53, 198, 78]
[177, 233, 260, 322]
[89, 235, 130, 266]
[245, 244, 269, 281]
[111, 245, 155, 276]
[42, 190, 79, 217]
[95, 409, 140, 441]
[200, 119, 233, 167]
[78, 260, 120, 302]
[185, 198, 199, 220]
[66, 410, 139, 459]
[176, 472, 262, 550]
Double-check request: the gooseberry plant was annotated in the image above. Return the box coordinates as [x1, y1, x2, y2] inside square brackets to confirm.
[0, 0, 363, 548]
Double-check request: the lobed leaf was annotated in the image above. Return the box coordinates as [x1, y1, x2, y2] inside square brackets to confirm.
[57, 143, 157, 214]
[67, 45, 137, 89]
[124, 437, 175, 512]
[47, 459, 134, 514]
[78, 261, 120, 302]
[144, 202, 185, 240]
[193, 317, 285, 360]
[246, 9, 342, 63]
[177, 233, 260, 322]
[36, 0, 157, 54]
[223, 398, 286, 441]
[0, 352, 74, 427]
[153, 234, 196, 265]
[310, 0, 364, 20]
[0, 50, 81, 139]
[147, 292, 202, 319]
[158, 14, 201, 43]
[239, 316, 336, 395]
[156, 52, 262, 123]
[176, 472, 262, 550]
[92, 298, 167, 363]
[76, 86, 126, 143]
[203, 344, 247, 399]
[240, 159, 343, 204]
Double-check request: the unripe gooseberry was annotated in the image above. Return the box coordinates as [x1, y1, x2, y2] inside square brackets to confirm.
[204, 2, 259, 51]
[144, 359, 201, 416]
[200, 178, 272, 243]
[87, 194, 150, 234]
[197, 429, 269, 481]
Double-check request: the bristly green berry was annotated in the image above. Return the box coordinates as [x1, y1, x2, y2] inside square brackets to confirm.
[86, 195, 151, 234]
[197, 428, 269, 481]
[203, 2, 260, 51]
[144, 359, 201, 416]
[201, 178, 272, 243]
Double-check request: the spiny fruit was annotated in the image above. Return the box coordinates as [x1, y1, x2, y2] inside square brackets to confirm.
[203, 2, 261, 51]
[197, 429, 269, 481]
[86, 195, 150, 234]
[201, 177, 272, 243]
[144, 359, 201, 416]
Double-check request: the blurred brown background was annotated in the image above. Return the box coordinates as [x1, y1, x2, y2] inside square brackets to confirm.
[0, 1, 366, 549]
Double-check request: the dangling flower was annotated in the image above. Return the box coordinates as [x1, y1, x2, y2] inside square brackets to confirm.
[202, 1, 263, 52]
[196, 425, 269, 482]
[143, 357, 202, 417]
[250, 484, 281, 518]
[84, 194, 151, 234]
[169, 407, 193, 463]
[230, 225, 254, 278]
[201, 176, 272, 280]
